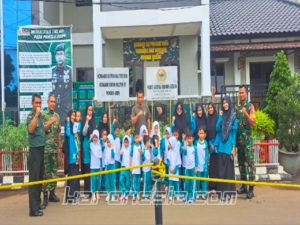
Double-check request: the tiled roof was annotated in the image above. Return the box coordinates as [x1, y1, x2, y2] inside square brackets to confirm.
[207, 41, 300, 51]
[210, 0, 300, 36]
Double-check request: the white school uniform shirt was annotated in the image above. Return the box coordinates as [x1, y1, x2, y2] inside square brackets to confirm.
[167, 137, 181, 182]
[163, 127, 173, 164]
[104, 135, 115, 166]
[114, 137, 121, 163]
[142, 148, 151, 173]
[177, 140, 184, 168]
[131, 144, 142, 175]
[185, 145, 197, 170]
[181, 140, 187, 168]
[73, 122, 79, 134]
[196, 141, 207, 172]
[90, 130, 102, 169]
[121, 135, 131, 167]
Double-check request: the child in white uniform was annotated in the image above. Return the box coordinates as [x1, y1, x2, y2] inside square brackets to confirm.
[130, 131, 142, 201]
[104, 134, 116, 202]
[183, 129, 198, 204]
[167, 136, 182, 201]
[87, 130, 102, 202]
[141, 135, 152, 200]
[119, 135, 131, 201]
[162, 127, 172, 191]
[195, 126, 209, 200]
[151, 121, 163, 161]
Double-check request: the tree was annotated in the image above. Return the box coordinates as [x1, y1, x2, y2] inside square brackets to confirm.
[265, 50, 292, 122]
[0, 51, 17, 107]
[276, 73, 300, 152]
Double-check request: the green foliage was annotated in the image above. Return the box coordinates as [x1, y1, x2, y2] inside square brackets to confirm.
[276, 73, 300, 152]
[0, 119, 29, 162]
[266, 51, 293, 122]
[251, 109, 275, 141]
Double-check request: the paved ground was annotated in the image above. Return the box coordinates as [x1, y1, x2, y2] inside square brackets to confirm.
[1, 175, 300, 224]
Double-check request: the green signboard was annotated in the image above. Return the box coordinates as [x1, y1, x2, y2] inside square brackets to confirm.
[73, 82, 103, 125]
[17, 26, 72, 127]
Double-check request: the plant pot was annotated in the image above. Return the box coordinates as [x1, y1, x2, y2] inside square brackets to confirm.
[279, 150, 300, 176]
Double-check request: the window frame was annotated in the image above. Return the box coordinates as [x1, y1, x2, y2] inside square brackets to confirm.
[76, 0, 92, 7]
[211, 63, 225, 94]
[124, 62, 144, 98]
[76, 67, 94, 82]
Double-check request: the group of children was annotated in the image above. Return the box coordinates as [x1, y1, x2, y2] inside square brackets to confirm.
[76, 117, 210, 204]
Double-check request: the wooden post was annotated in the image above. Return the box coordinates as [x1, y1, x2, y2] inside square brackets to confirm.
[152, 96, 153, 125]
[189, 87, 192, 121]
[23, 98, 25, 123]
[170, 89, 171, 127]
[108, 100, 111, 130]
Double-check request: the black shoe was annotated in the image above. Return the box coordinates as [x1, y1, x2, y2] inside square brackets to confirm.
[237, 184, 248, 194]
[42, 192, 48, 207]
[30, 211, 43, 217]
[49, 189, 60, 202]
[247, 186, 254, 199]
[39, 205, 46, 210]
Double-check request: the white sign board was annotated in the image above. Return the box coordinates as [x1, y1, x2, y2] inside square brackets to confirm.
[146, 66, 178, 101]
[95, 68, 129, 102]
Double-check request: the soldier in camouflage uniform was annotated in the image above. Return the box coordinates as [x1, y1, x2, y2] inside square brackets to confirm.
[235, 86, 256, 199]
[41, 94, 61, 207]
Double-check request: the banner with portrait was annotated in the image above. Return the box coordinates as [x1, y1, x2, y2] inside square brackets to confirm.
[17, 25, 72, 127]
[146, 66, 178, 101]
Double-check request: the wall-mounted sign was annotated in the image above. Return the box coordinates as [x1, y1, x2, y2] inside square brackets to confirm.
[123, 37, 179, 63]
[146, 66, 178, 101]
[94, 68, 129, 102]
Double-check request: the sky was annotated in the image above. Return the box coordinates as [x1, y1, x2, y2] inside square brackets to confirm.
[1, 0, 32, 89]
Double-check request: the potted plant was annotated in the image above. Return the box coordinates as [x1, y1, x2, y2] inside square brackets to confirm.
[276, 73, 300, 175]
[251, 109, 275, 163]
[251, 109, 275, 141]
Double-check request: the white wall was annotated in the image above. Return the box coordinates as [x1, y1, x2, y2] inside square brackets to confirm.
[103, 39, 123, 67]
[73, 45, 94, 81]
[179, 36, 198, 95]
[63, 4, 93, 33]
[44, 2, 59, 25]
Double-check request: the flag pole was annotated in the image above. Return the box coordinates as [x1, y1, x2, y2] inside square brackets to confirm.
[1, 0, 5, 109]
[170, 89, 171, 127]
[189, 87, 192, 121]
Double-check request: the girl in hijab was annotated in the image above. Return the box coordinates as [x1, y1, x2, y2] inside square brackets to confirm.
[81, 104, 96, 198]
[171, 101, 189, 141]
[87, 130, 102, 202]
[207, 101, 220, 193]
[139, 125, 148, 149]
[104, 134, 116, 202]
[151, 121, 163, 162]
[215, 96, 237, 201]
[119, 135, 131, 200]
[64, 109, 80, 203]
[97, 110, 110, 136]
[192, 103, 207, 140]
[162, 127, 172, 191]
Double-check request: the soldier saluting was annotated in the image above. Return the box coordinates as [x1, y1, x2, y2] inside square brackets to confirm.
[235, 86, 256, 199]
[41, 94, 61, 208]
[52, 43, 72, 126]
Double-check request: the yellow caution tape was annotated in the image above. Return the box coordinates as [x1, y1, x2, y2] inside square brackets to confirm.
[0, 163, 153, 190]
[152, 170, 300, 189]
[1, 160, 300, 190]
